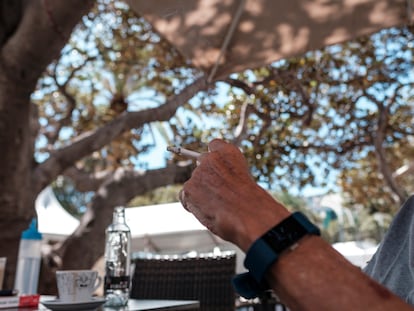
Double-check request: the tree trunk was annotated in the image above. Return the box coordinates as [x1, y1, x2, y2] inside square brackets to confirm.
[0, 0, 207, 293]
[0, 0, 94, 290]
[38, 164, 194, 294]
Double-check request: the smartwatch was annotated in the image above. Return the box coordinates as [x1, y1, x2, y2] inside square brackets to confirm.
[232, 211, 320, 298]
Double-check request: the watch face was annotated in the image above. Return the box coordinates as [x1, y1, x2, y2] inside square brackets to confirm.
[262, 216, 309, 253]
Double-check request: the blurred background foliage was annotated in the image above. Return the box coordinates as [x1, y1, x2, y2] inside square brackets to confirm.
[35, 0, 414, 245]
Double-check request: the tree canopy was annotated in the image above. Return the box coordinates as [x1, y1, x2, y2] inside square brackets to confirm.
[0, 0, 413, 293]
[33, 0, 414, 254]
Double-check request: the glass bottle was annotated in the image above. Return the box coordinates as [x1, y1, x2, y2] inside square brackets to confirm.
[104, 206, 131, 307]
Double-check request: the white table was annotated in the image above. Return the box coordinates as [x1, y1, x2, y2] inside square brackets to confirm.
[103, 299, 200, 310]
[33, 296, 200, 311]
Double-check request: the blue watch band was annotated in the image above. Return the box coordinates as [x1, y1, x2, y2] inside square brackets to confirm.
[232, 212, 320, 298]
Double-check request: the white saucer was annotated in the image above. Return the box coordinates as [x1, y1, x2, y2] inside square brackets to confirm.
[41, 297, 106, 311]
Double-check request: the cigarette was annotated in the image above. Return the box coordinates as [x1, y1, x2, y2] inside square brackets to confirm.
[167, 146, 201, 159]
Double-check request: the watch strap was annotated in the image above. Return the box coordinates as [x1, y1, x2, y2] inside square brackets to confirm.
[232, 272, 269, 299]
[232, 211, 320, 298]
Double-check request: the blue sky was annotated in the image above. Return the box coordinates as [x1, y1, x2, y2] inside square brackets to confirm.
[137, 81, 336, 198]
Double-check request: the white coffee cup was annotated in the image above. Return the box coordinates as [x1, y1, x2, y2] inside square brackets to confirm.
[56, 270, 102, 303]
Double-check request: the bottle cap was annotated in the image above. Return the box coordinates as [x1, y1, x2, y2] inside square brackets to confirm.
[114, 206, 125, 213]
[21, 218, 43, 240]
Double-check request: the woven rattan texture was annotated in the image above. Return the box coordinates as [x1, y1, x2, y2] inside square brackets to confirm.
[131, 253, 237, 311]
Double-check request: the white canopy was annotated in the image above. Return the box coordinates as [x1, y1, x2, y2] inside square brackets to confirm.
[35, 187, 215, 244]
[36, 187, 377, 272]
[332, 241, 378, 268]
[35, 187, 79, 239]
[35, 187, 245, 272]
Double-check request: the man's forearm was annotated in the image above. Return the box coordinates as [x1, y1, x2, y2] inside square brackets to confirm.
[267, 235, 412, 311]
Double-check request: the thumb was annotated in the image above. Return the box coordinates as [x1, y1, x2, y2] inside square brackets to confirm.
[208, 139, 230, 152]
[207, 139, 246, 164]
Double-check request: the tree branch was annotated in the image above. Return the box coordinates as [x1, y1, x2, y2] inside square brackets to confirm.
[1, 0, 94, 86]
[63, 167, 112, 192]
[221, 77, 255, 95]
[51, 162, 194, 269]
[0, 0, 23, 45]
[371, 89, 407, 204]
[33, 75, 209, 192]
[232, 101, 254, 146]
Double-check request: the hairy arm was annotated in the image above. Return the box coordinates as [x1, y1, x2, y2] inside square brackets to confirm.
[180, 139, 413, 311]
